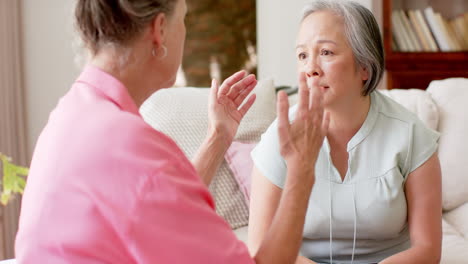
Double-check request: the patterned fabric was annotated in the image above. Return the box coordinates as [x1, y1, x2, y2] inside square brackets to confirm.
[140, 79, 276, 228]
[225, 141, 257, 203]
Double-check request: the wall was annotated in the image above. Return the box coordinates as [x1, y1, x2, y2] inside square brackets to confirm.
[257, 0, 382, 86]
[21, 0, 80, 156]
[20, 0, 383, 157]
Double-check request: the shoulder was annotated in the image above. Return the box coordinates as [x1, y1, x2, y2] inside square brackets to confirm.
[372, 91, 439, 175]
[373, 90, 439, 139]
[373, 90, 424, 127]
[56, 84, 194, 180]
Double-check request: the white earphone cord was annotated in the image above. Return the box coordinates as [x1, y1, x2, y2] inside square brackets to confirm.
[328, 158, 333, 264]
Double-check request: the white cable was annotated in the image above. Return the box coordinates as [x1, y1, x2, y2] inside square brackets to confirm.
[328, 154, 333, 264]
[351, 183, 357, 264]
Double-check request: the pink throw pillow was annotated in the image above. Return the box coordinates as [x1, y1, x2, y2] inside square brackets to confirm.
[225, 141, 257, 203]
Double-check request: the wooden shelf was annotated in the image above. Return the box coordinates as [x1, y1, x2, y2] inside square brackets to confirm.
[383, 0, 468, 90]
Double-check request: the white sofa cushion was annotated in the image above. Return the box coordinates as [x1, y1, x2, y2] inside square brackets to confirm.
[440, 218, 468, 264]
[233, 225, 249, 243]
[379, 89, 439, 131]
[140, 78, 277, 228]
[427, 78, 468, 211]
[444, 202, 468, 238]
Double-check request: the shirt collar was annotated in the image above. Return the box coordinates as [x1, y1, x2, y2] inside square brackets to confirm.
[323, 91, 379, 153]
[346, 91, 379, 151]
[75, 64, 140, 116]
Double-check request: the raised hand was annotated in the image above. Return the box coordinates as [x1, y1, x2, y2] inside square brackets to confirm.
[207, 70, 257, 146]
[277, 72, 330, 179]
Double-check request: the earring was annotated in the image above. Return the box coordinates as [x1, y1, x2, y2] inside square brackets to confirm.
[151, 45, 167, 59]
[160, 45, 167, 59]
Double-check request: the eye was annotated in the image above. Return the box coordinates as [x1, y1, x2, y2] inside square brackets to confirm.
[320, 49, 333, 56]
[298, 52, 307, 61]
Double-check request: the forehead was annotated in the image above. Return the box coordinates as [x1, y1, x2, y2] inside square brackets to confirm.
[297, 10, 346, 43]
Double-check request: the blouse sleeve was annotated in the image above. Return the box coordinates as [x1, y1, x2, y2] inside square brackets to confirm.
[250, 105, 299, 189]
[404, 118, 440, 178]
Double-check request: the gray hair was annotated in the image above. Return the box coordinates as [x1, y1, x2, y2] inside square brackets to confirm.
[302, 0, 384, 95]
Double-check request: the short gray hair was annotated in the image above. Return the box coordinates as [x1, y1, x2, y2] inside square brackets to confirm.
[302, 0, 384, 95]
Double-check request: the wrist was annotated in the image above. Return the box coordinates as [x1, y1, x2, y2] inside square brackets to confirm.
[206, 126, 231, 151]
[285, 164, 315, 190]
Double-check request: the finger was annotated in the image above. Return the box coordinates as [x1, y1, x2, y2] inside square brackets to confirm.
[238, 93, 256, 118]
[297, 72, 309, 116]
[219, 70, 247, 96]
[210, 79, 219, 105]
[309, 86, 325, 123]
[234, 80, 257, 107]
[227, 74, 256, 100]
[277, 91, 291, 146]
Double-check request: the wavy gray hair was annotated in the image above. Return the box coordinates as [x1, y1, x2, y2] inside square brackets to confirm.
[302, 0, 384, 95]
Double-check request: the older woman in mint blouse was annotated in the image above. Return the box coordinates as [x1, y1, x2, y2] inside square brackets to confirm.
[248, 1, 442, 264]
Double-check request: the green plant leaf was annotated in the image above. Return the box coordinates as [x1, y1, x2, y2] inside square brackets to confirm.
[0, 153, 29, 206]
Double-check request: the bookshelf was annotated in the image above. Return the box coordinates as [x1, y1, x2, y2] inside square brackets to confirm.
[383, 0, 468, 90]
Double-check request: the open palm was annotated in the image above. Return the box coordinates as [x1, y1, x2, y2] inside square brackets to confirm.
[208, 70, 257, 146]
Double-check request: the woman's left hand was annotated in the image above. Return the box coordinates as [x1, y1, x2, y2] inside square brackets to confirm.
[207, 70, 257, 147]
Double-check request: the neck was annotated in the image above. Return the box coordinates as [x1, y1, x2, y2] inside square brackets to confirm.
[90, 48, 164, 108]
[327, 94, 371, 144]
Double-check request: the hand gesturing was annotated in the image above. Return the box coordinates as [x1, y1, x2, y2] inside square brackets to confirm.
[207, 70, 257, 146]
[277, 72, 330, 174]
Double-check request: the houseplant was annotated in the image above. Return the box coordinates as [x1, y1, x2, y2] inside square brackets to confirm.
[0, 153, 28, 205]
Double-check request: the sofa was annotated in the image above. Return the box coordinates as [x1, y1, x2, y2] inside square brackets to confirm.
[140, 77, 468, 263]
[1, 79, 463, 264]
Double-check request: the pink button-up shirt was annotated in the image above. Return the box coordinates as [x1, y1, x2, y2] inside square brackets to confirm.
[16, 65, 254, 263]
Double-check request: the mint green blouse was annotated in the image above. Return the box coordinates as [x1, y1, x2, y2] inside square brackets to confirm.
[251, 91, 439, 264]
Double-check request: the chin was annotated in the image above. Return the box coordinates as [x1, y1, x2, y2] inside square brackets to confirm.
[322, 93, 334, 107]
[162, 77, 177, 89]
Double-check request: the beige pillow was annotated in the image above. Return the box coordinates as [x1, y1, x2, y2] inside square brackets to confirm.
[379, 89, 439, 131]
[427, 78, 468, 211]
[140, 78, 276, 228]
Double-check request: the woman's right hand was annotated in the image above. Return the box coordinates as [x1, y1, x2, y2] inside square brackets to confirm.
[276, 72, 329, 182]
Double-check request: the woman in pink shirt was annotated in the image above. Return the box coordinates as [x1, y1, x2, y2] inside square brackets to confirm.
[15, 0, 329, 263]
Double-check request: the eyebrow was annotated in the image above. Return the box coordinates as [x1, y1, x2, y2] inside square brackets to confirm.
[295, 40, 338, 49]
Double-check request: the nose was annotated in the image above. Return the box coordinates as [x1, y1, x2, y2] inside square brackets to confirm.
[304, 56, 322, 78]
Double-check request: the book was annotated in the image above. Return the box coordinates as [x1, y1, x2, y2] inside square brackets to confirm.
[392, 10, 410, 51]
[398, 10, 422, 51]
[392, 35, 399, 51]
[408, 10, 431, 51]
[435, 13, 460, 51]
[424, 7, 451, 51]
[415, 9, 439, 51]
[443, 17, 463, 51]
[451, 15, 468, 50]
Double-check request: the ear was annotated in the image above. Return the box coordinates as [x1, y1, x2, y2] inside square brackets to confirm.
[149, 13, 167, 48]
[360, 66, 369, 82]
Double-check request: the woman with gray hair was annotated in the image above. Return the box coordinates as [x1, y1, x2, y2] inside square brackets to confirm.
[249, 1, 442, 264]
[15, 0, 329, 263]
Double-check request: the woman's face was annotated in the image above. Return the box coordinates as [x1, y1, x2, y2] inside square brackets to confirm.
[296, 11, 368, 107]
[161, 0, 187, 87]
